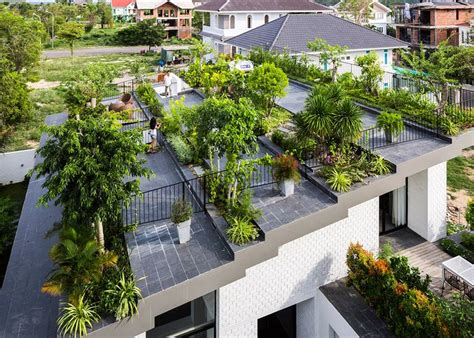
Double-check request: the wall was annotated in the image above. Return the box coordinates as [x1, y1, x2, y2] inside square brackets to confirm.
[0, 149, 36, 185]
[316, 290, 358, 338]
[216, 198, 379, 337]
[408, 162, 447, 242]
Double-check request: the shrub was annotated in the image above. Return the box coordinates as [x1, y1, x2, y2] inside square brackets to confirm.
[170, 199, 193, 224]
[326, 168, 352, 192]
[57, 294, 100, 338]
[371, 155, 391, 176]
[272, 154, 301, 183]
[389, 256, 431, 293]
[466, 198, 474, 230]
[136, 83, 163, 116]
[168, 134, 193, 164]
[460, 232, 474, 251]
[226, 216, 258, 245]
[376, 111, 404, 137]
[226, 189, 262, 221]
[105, 272, 142, 320]
[0, 196, 17, 255]
[440, 238, 474, 263]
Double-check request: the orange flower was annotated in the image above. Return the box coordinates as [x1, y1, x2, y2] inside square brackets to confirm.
[374, 259, 389, 275]
[394, 282, 408, 295]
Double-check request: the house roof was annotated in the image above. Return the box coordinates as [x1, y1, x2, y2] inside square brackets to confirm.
[195, 0, 331, 12]
[135, 0, 194, 10]
[112, 0, 134, 7]
[226, 13, 408, 53]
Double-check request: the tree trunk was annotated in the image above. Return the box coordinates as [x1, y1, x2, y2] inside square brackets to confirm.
[70, 41, 74, 57]
[95, 216, 105, 252]
[331, 63, 337, 83]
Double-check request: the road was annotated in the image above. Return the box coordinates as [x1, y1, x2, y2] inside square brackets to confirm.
[42, 46, 161, 59]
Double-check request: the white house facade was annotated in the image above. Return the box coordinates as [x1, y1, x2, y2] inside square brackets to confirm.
[112, 0, 137, 22]
[332, 0, 392, 34]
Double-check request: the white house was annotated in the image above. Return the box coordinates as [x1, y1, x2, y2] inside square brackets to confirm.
[195, 0, 333, 54]
[332, 0, 392, 34]
[112, 0, 137, 22]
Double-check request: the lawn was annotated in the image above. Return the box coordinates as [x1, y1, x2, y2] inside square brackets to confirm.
[43, 26, 124, 50]
[447, 147, 474, 195]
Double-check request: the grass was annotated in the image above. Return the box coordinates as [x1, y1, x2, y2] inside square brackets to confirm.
[447, 147, 474, 195]
[44, 26, 125, 50]
[35, 53, 160, 82]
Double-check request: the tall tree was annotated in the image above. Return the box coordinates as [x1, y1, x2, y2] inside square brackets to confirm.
[34, 115, 151, 248]
[57, 21, 85, 57]
[307, 38, 347, 82]
[338, 0, 373, 25]
[116, 19, 165, 50]
[0, 9, 45, 72]
[356, 51, 385, 95]
[97, 1, 114, 29]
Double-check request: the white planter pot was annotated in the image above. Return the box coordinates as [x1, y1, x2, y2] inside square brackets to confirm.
[384, 129, 399, 143]
[279, 179, 295, 197]
[176, 219, 191, 244]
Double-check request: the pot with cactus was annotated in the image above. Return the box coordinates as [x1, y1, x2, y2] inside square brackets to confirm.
[171, 199, 193, 244]
[272, 154, 301, 197]
[376, 111, 404, 143]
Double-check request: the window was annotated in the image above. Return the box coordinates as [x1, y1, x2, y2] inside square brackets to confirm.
[157, 9, 163, 17]
[456, 9, 459, 21]
[329, 325, 340, 338]
[264, 14, 269, 24]
[170, 9, 176, 17]
[230, 15, 235, 29]
[384, 49, 388, 65]
[144, 9, 153, 16]
[247, 15, 252, 28]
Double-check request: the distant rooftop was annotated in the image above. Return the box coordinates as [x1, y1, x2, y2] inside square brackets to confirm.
[195, 0, 331, 12]
[226, 14, 408, 53]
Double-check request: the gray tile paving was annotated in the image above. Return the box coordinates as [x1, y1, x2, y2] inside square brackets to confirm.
[158, 90, 204, 111]
[138, 149, 183, 192]
[277, 82, 310, 114]
[375, 138, 450, 165]
[0, 113, 67, 338]
[125, 212, 232, 297]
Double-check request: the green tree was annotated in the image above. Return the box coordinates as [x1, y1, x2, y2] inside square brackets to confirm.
[338, 0, 373, 25]
[57, 21, 85, 57]
[0, 9, 45, 72]
[466, 198, 474, 231]
[248, 62, 288, 117]
[356, 52, 385, 95]
[33, 115, 152, 247]
[0, 58, 33, 142]
[116, 19, 165, 50]
[307, 38, 347, 82]
[97, 1, 114, 29]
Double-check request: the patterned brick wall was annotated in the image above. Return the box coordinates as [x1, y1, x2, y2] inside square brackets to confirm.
[216, 198, 379, 337]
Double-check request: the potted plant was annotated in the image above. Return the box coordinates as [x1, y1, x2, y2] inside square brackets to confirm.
[376, 112, 404, 143]
[272, 154, 301, 197]
[171, 199, 193, 244]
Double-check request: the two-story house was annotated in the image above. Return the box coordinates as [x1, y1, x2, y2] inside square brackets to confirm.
[135, 0, 194, 39]
[394, 0, 474, 48]
[112, 0, 137, 22]
[332, 0, 392, 34]
[195, 0, 333, 55]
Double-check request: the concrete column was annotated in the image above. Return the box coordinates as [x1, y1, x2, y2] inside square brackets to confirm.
[408, 162, 447, 242]
[134, 332, 146, 338]
[296, 298, 315, 338]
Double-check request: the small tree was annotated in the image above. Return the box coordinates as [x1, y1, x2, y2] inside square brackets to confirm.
[57, 21, 85, 57]
[338, 0, 373, 25]
[34, 115, 152, 248]
[97, 1, 113, 29]
[308, 38, 347, 82]
[248, 62, 288, 117]
[356, 52, 384, 95]
[116, 19, 165, 51]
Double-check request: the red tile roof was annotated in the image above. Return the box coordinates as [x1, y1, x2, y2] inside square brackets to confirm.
[112, 0, 134, 8]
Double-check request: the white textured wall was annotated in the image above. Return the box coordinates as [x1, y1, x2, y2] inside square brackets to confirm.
[296, 298, 316, 338]
[408, 162, 447, 242]
[0, 149, 36, 185]
[216, 198, 379, 337]
[316, 290, 358, 338]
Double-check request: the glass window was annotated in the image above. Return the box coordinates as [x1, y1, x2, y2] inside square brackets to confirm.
[230, 15, 235, 29]
[247, 15, 252, 28]
[264, 15, 269, 24]
[144, 9, 153, 16]
[384, 49, 388, 65]
[157, 9, 163, 17]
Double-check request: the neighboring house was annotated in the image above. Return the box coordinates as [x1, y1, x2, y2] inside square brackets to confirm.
[227, 13, 407, 87]
[393, 0, 474, 48]
[332, 0, 392, 34]
[195, 0, 333, 54]
[112, 0, 136, 22]
[135, 0, 194, 39]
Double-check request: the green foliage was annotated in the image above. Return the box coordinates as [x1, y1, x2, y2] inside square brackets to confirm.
[226, 216, 258, 246]
[115, 20, 165, 50]
[61, 63, 118, 109]
[378, 241, 395, 260]
[42, 227, 118, 302]
[339, 0, 373, 24]
[307, 38, 347, 82]
[258, 107, 291, 135]
[460, 232, 474, 251]
[447, 151, 474, 195]
[170, 199, 193, 224]
[135, 83, 163, 116]
[168, 134, 193, 164]
[356, 52, 384, 95]
[271, 130, 316, 160]
[33, 114, 151, 231]
[0, 197, 17, 255]
[326, 168, 352, 192]
[440, 238, 474, 263]
[105, 272, 141, 320]
[226, 189, 262, 221]
[272, 154, 301, 184]
[376, 111, 404, 137]
[447, 222, 468, 236]
[438, 293, 474, 338]
[389, 256, 431, 293]
[162, 96, 192, 135]
[0, 9, 45, 72]
[57, 22, 85, 57]
[466, 198, 474, 230]
[371, 155, 391, 176]
[57, 294, 100, 338]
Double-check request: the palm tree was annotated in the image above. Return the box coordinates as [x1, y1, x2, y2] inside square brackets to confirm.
[300, 94, 334, 141]
[333, 98, 363, 144]
[41, 227, 118, 303]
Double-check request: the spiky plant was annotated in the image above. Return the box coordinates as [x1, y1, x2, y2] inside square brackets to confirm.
[226, 216, 258, 245]
[57, 294, 100, 338]
[107, 272, 142, 320]
[326, 168, 352, 193]
[333, 99, 363, 144]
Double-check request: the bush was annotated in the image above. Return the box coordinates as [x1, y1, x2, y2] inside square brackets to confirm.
[226, 216, 258, 245]
[466, 198, 474, 230]
[440, 238, 474, 263]
[0, 197, 17, 255]
[389, 255, 431, 293]
[168, 134, 193, 164]
[226, 189, 262, 221]
[135, 83, 163, 116]
[272, 154, 301, 183]
[460, 231, 474, 251]
[326, 168, 352, 192]
[57, 294, 100, 338]
[170, 199, 193, 224]
[376, 111, 404, 137]
[105, 272, 141, 320]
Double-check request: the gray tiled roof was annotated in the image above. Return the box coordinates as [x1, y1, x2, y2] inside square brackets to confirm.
[227, 14, 408, 52]
[196, 0, 330, 12]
